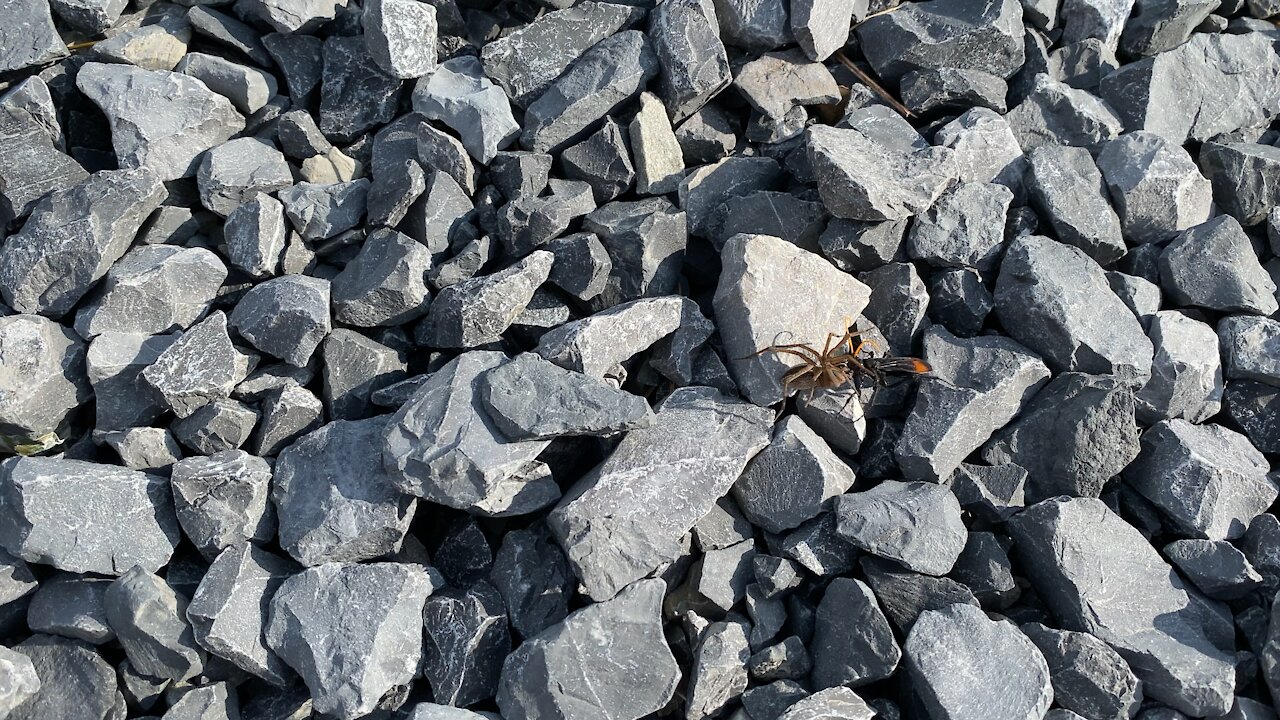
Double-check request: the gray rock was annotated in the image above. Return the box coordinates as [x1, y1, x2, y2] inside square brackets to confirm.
[1106, 272, 1161, 329]
[403, 704, 492, 720]
[981, 373, 1140, 502]
[732, 415, 856, 534]
[811, 577, 900, 689]
[560, 118, 635, 203]
[818, 218, 909, 272]
[0, 315, 90, 442]
[901, 68, 1009, 115]
[422, 582, 510, 707]
[791, 0, 856, 60]
[1008, 497, 1236, 716]
[855, 0, 1024, 82]
[86, 332, 176, 432]
[734, 49, 839, 131]
[413, 56, 517, 163]
[745, 587, 790, 651]
[230, 275, 331, 368]
[279, 180, 371, 241]
[0, 644, 39, 715]
[1047, 38, 1120, 90]
[679, 156, 781, 237]
[274, 417, 416, 566]
[1025, 144, 1125, 264]
[383, 351, 555, 516]
[86, 7, 190, 72]
[26, 573, 112, 644]
[1099, 33, 1280, 144]
[224, 194, 288, 279]
[582, 198, 687, 307]
[534, 295, 683, 377]
[407, 169, 475, 255]
[331, 228, 432, 327]
[478, 352, 652, 440]
[544, 233, 611, 303]
[629, 92, 685, 195]
[177, 53, 277, 116]
[0, 0, 68, 74]
[907, 182, 1013, 270]
[266, 562, 435, 720]
[715, 233, 871, 406]
[777, 688, 876, 720]
[713, 0, 792, 52]
[1020, 623, 1141, 720]
[860, 556, 980, 631]
[97, 427, 181, 473]
[0, 168, 165, 318]
[496, 578, 679, 720]
[495, 178, 593, 257]
[1225, 381, 1280, 455]
[480, 1, 644, 108]
[0, 102, 87, 228]
[835, 480, 966, 575]
[318, 37, 403, 143]
[671, 538, 756, 614]
[710, 190, 827, 253]
[686, 621, 751, 720]
[695, 496, 755, 553]
[779, 511, 859, 577]
[933, 108, 1026, 194]
[489, 151, 552, 202]
[1005, 74, 1124, 151]
[749, 636, 812, 682]
[241, 0, 343, 32]
[1059, 0, 1135, 47]
[1219, 316, 1280, 386]
[169, 395, 253, 453]
[1136, 311, 1223, 424]
[1120, 0, 1218, 57]
[548, 387, 771, 601]
[949, 531, 1017, 607]
[673, 106, 738, 168]
[320, 330, 406, 421]
[995, 234, 1155, 384]
[195, 138, 290, 218]
[363, 0, 437, 79]
[6, 636, 117, 720]
[1126, 419, 1273, 541]
[419, 251, 552, 349]
[489, 523, 574, 640]
[161, 682, 238, 720]
[895, 327, 1052, 483]
[367, 159, 426, 228]
[0, 456, 179, 575]
[1200, 141, 1280, 228]
[1096, 131, 1212, 245]
[186, 6, 271, 67]
[521, 31, 658, 153]
[254, 384, 324, 458]
[105, 566, 205, 681]
[1159, 217, 1279, 316]
[807, 122, 956, 222]
[1164, 540, 1263, 601]
[906, 604, 1053, 720]
[76, 64, 244, 181]
[170, 450, 274, 562]
[74, 246, 227, 339]
[927, 268, 993, 338]
[143, 312, 256, 419]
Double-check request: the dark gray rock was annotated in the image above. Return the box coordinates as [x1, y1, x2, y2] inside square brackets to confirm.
[98, 426, 181, 473]
[0, 456, 179, 575]
[835, 480, 966, 575]
[383, 352, 555, 516]
[170, 450, 274, 562]
[1219, 316, 1280, 386]
[686, 620, 750, 720]
[715, 233, 871, 406]
[780, 512, 860, 577]
[559, 118, 635, 203]
[0, 168, 165, 318]
[489, 152, 552, 202]
[0, 0, 67, 73]
[0, 315, 90, 442]
[534, 296, 683, 377]
[1106, 272, 1161, 330]
[548, 387, 771, 601]
[254, 384, 325, 458]
[1136, 311, 1223, 424]
[648, 0, 731, 123]
[1008, 497, 1236, 716]
[1127, 419, 1274, 541]
[87, 332, 177, 432]
[949, 531, 1017, 607]
[7, 635, 118, 720]
[995, 234, 1154, 384]
[582, 198, 687, 307]
[933, 108, 1026, 194]
[734, 49, 839, 133]
[74, 246, 227, 339]
[777, 688, 876, 720]
[1020, 622, 1142, 720]
[948, 462, 1027, 523]
[855, 0, 1024, 82]
[895, 327, 1052, 483]
[242, 0, 343, 32]
[811, 577, 900, 689]
[367, 159, 426, 228]
[496, 579, 679, 720]
[1164, 540, 1263, 601]
[489, 523, 575, 640]
[177, 53, 277, 116]
[743, 681, 809, 720]
[331, 228, 432, 328]
[1158, 217, 1279, 315]
[1099, 33, 1280, 144]
[695, 496, 754, 553]
[673, 105, 739, 166]
[860, 558, 981, 632]
[478, 352, 652, 440]
[679, 156, 781, 237]
[927, 268, 993, 338]
[224, 193, 288, 279]
[161, 682, 238, 720]
[906, 604, 1053, 720]
[1048, 39, 1119, 91]
[807, 122, 956, 222]
[408, 169, 476, 255]
[544, 233, 612, 302]
[901, 68, 1009, 115]
[0, 103, 87, 228]
[105, 566, 204, 681]
[26, 573, 112, 644]
[418, 251, 553, 349]
[76, 64, 244, 181]
[1096, 131, 1212, 244]
[1025, 144, 1125, 264]
[320, 330, 407, 421]
[422, 582, 510, 707]
[413, 56, 518, 163]
[1058, 0, 1135, 47]
[187, 544, 296, 686]
[186, 6, 271, 67]
[263, 34, 322, 97]
[266, 562, 435, 720]
[1120, 0, 1218, 57]
[230, 275, 331, 367]
[363, 0, 437, 79]
[981, 373, 1140, 502]
[1200, 140, 1280, 227]
[1225, 381, 1280, 455]
[907, 181, 1013, 270]
[496, 178, 594, 257]
[714, 0, 792, 52]
[279, 180, 371, 241]
[671, 538, 756, 614]
[791, 0, 855, 60]
[733, 415, 856, 534]
[319, 36, 403, 143]
[749, 636, 812, 682]
[818, 218, 909, 272]
[521, 31, 658, 153]
[1006, 75, 1123, 153]
[274, 416, 416, 566]
[480, 1, 644, 108]
[710, 190, 827, 253]
[195, 138, 290, 217]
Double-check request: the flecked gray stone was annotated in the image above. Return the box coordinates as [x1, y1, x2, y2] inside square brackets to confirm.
[230, 275, 331, 368]
[1020, 622, 1142, 720]
[318, 36, 404, 143]
[171, 399, 251, 454]
[995, 234, 1154, 385]
[422, 582, 510, 707]
[254, 383, 324, 458]
[413, 56, 518, 163]
[1025, 144, 1125, 264]
[933, 108, 1026, 194]
[367, 158, 426, 229]
[1005, 74, 1124, 151]
[177, 53, 277, 116]
[732, 415, 856, 534]
[274, 416, 416, 566]
[811, 577, 900, 689]
[686, 620, 751, 720]
[1200, 140, 1280, 228]
[186, 6, 271, 66]
[1219, 316, 1280, 386]
[777, 688, 876, 720]
[241, 0, 343, 32]
[818, 218, 909, 272]
[582, 198, 687, 307]
[266, 562, 435, 720]
[1120, 0, 1218, 57]
[0, 315, 90, 442]
[86, 332, 176, 433]
[1225, 381, 1280, 455]
[170, 450, 275, 562]
[895, 327, 1051, 483]
[1158, 216, 1279, 316]
[807, 122, 956, 222]
[855, 0, 1025, 82]
[489, 523, 574, 641]
[834, 480, 966, 575]
[142, 312, 256, 419]
[0, 102, 87, 228]
[418, 251, 553, 349]
[279, 180, 371, 242]
[927, 268, 993, 339]
[559, 118, 636, 203]
[1164, 540, 1264, 601]
[1009, 497, 1236, 716]
[735, 49, 839, 134]
[496, 578, 679, 720]
[901, 68, 1009, 115]
[1095, 132, 1212, 244]
[6, 635, 117, 720]
[671, 538, 756, 614]
[363, 0, 437, 79]
[76, 64, 245, 181]
[105, 566, 205, 681]
[74, 246, 227, 339]
[0, 644, 39, 715]
[679, 156, 781, 237]
[649, 0, 732, 123]
[791, 0, 855, 60]
[319, 330, 406, 422]
[224, 194, 288, 279]
[195, 138, 291, 218]
[0, 0, 68, 74]
[714, 0, 793, 53]
[331, 228, 432, 328]
[907, 181, 1013, 270]
[26, 573, 112, 644]
[1136, 311, 1223, 424]
[495, 178, 593, 257]
[534, 295, 683, 378]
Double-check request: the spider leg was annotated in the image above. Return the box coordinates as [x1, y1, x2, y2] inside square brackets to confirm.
[747, 343, 825, 365]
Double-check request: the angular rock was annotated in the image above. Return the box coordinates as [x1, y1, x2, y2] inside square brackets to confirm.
[6, 635, 117, 720]
[177, 53, 278, 116]
[807, 122, 956, 222]
[559, 118, 635, 203]
[496, 579, 679, 720]
[1136, 311, 1223, 424]
[367, 158, 426, 228]
[855, 0, 1025, 82]
[170, 450, 275, 562]
[0, 315, 90, 441]
[186, 6, 271, 66]
[981, 373, 1140, 501]
[1008, 497, 1236, 716]
[0, 103, 87, 228]
[1005, 74, 1123, 151]
[195, 138, 290, 217]
[679, 156, 781, 237]
[534, 296, 683, 377]
[686, 620, 751, 720]
[142, 312, 256, 418]
[254, 383, 324, 458]
[489, 151, 552, 202]
[900, 68, 1009, 115]
[749, 636, 812, 682]
[927, 268, 993, 338]
[714, 0, 792, 52]
[1218, 316, 1280, 386]
[224, 194, 288, 279]
[174, 405, 257, 465]
[1025, 144, 1125, 264]
[715, 233, 871, 406]
[818, 218, 909, 272]
[278, 180, 371, 241]
[331, 228, 432, 327]
[74, 246, 227, 339]
[544, 233, 611, 303]
[907, 181, 1013, 270]
[421, 582, 510, 707]
[0, 0, 67, 73]
[1158, 217, 1279, 316]
[76, 64, 245, 181]
[582, 198, 687, 306]
[791, 0, 856, 60]
[933, 108, 1026, 193]
[710, 190, 828, 252]
[521, 31, 659, 153]
[672, 538, 756, 613]
[905, 604, 1053, 720]
[734, 49, 839, 130]
[835, 480, 966, 575]
[0, 644, 39, 715]
[26, 573, 112, 644]
[319, 36, 403, 143]
[1164, 540, 1264, 601]
[1059, 0, 1136, 47]
[320, 331, 406, 421]
[86, 332, 176, 432]
[995, 234, 1154, 384]
[648, 0, 732, 122]
[1225, 381, 1280, 455]
[1094, 132, 1211, 244]
[811, 577, 900, 689]
[777, 688, 876, 720]
[895, 327, 1051, 483]
[266, 562, 435, 720]
[1021, 622, 1142, 720]
[87, 7, 190, 72]
[104, 566, 204, 681]
[418, 251, 553, 348]
[732, 415, 856, 534]
[413, 56, 518, 163]
[1126, 419, 1273, 541]
[489, 523, 575, 640]
[629, 92, 684, 195]
[1119, 0, 1218, 57]
[1200, 140, 1280, 228]
[162, 682, 239, 720]
[363, 0, 437, 79]
[274, 417, 416, 566]
[230, 275, 331, 367]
